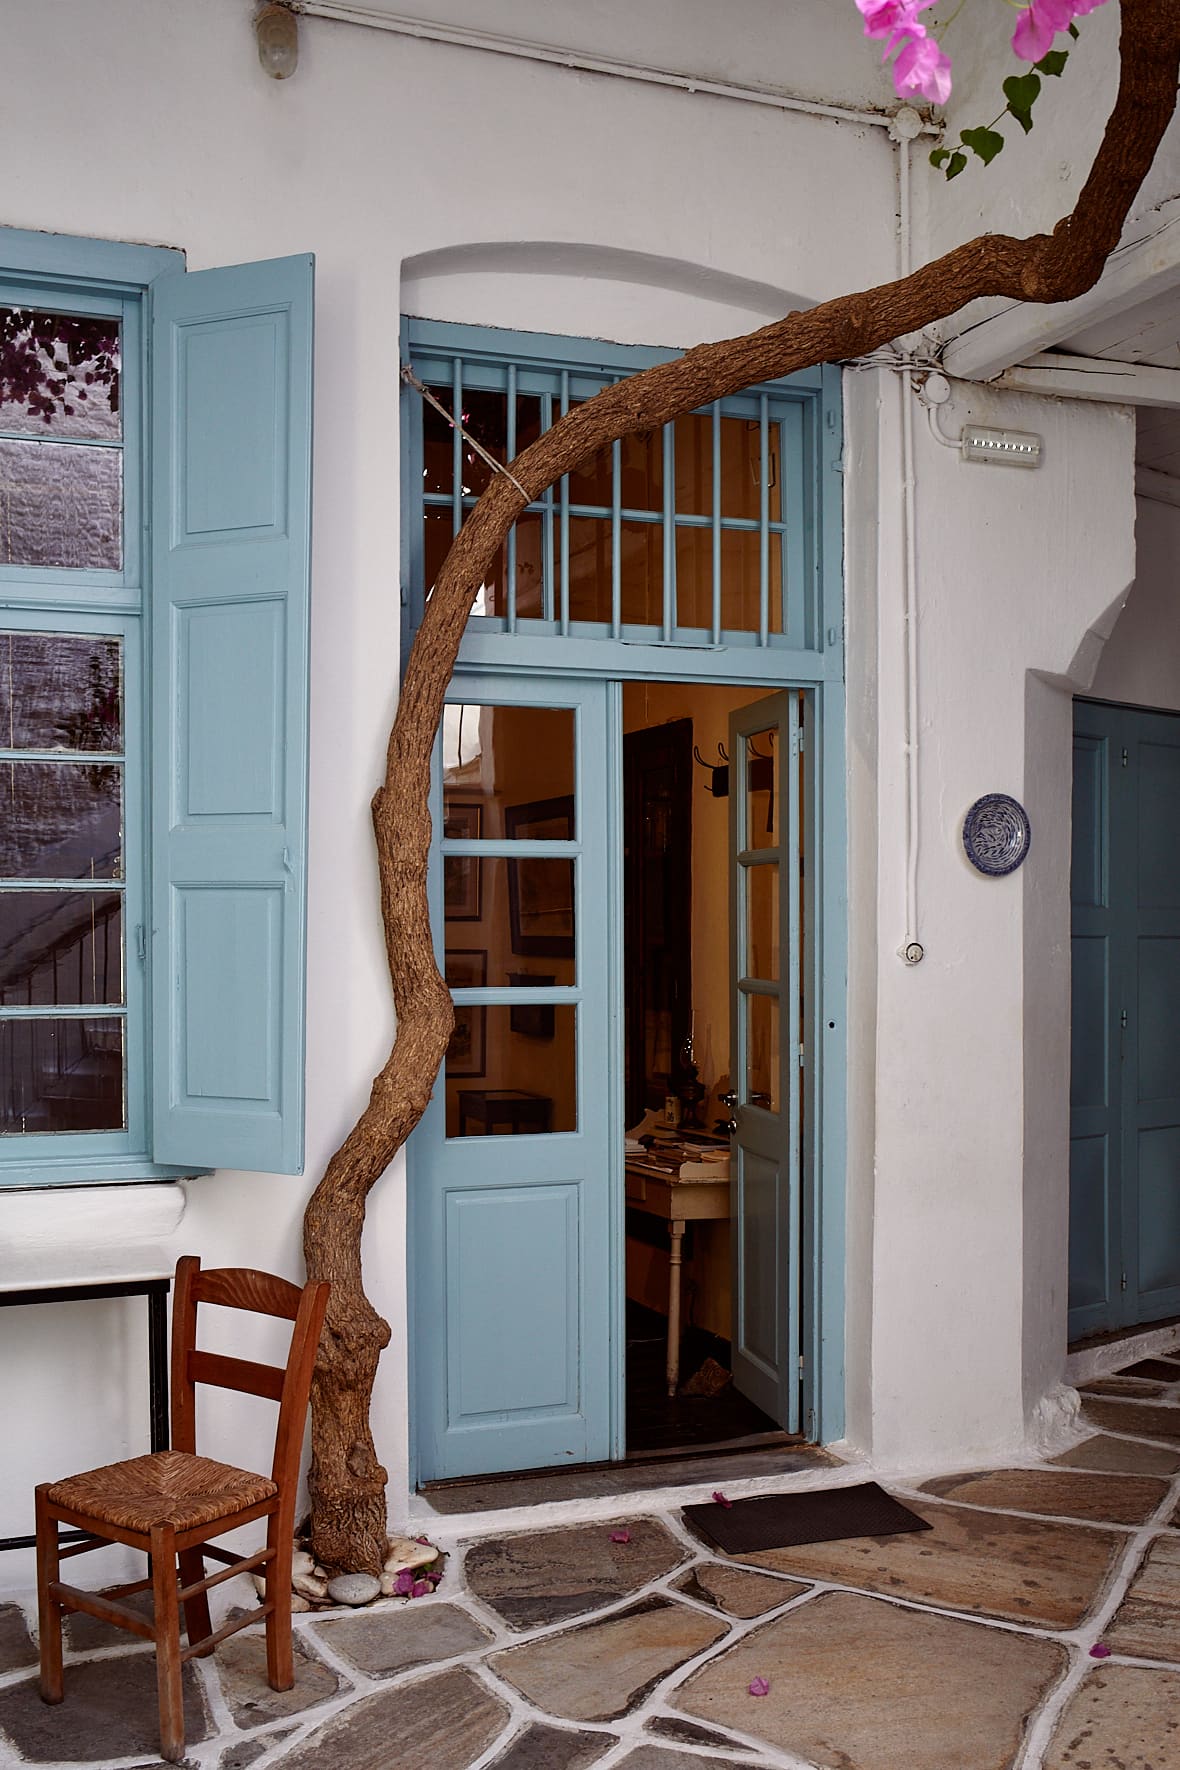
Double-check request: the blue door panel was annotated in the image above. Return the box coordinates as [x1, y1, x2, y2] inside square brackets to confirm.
[412, 672, 614, 1481]
[1070, 700, 1180, 1336]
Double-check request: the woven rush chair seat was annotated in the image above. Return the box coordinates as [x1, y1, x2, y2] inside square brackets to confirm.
[36, 1256, 329, 1766]
[47, 1449, 277, 1536]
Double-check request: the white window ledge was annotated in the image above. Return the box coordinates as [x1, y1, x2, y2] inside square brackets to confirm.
[0, 1183, 186, 1291]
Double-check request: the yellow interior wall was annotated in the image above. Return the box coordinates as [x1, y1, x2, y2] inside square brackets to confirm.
[621, 679, 771, 1342]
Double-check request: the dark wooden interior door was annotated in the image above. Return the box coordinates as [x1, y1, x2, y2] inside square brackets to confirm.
[623, 719, 693, 1127]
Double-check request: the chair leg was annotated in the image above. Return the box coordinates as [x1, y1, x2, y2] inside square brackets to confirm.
[34, 1487, 63, 1704]
[150, 1524, 185, 1766]
[178, 1547, 213, 1655]
[263, 1514, 294, 1691]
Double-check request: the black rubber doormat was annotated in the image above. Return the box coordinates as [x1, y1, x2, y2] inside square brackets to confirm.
[682, 1482, 932, 1554]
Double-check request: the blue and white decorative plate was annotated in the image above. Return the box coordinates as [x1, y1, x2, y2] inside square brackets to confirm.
[962, 793, 1031, 877]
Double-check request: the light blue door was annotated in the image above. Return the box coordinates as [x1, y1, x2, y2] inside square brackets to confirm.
[1071, 699, 1180, 1338]
[412, 672, 617, 1481]
[728, 691, 801, 1430]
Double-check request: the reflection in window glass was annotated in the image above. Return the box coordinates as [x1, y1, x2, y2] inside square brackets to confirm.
[0, 1015, 125, 1133]
[0, 439, 122, 571]
[442, 704, 575, 835]
[0, 307, 121, 442]
[744, 731, 777, 852]
[745, 991, 780, 1113]
[0, 891, 123, 1005]
[746, 862, 779, 982]
[673, 413, 783, 522]
[445, 1004, 577, 1137]
[0, 762, 122, 880]
[675, 530, 783, 634]
[0, 632, 122, 752]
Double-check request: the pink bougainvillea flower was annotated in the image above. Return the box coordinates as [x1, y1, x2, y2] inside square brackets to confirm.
[1089, 1642, 1113, 1658]
[393, 1567, 416, 1596]
[891, 31, 953, 103]
[610, 1529, 632, 1543]
[1011, 0, 1110, 62]
[712, 1490, 733, 1508]
[856, 0, 934, 41]
[411, 1578, 431, 1598]
[748, 1677, 771, 1697]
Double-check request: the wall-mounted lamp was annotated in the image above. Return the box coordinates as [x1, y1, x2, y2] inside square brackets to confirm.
[960, 425, 1042, 468]
[918, 374, 1043, 468]
[255, 3, 299, 79]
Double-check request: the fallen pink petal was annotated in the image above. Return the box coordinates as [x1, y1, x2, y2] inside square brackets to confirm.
[748, 1677, 771, 1697]
[1089, 1643, 1113, 1658]
[411, 1578, 431, 1598]
[712, 1490, 734, 1508]
[610, 1528, 632, 1543]
[393, 1568, 415, 1596]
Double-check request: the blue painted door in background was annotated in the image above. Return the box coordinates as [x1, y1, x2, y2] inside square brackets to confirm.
[1070, 698, 1180, 1339]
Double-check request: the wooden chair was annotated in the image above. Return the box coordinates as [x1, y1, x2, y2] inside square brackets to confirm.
[35, 1255, 330, 1765]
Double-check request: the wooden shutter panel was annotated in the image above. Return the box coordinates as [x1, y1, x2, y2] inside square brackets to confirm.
[150, 255, 313, 1173]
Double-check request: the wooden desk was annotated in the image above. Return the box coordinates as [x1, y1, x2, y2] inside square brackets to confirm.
[457, 1089, 553, 1136]
[625, 1156, 730, 1396]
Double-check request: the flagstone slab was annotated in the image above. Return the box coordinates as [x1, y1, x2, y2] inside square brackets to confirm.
[213, 1624, 340, 1725]
[0, 1603, 36, 1672]
[489, 1595, 728, 1723]
[0, 1654, 210, 1762]
[464, 1517, 687, 1629]
[920, 1467, 1169, 1526]
[723, 1498, 1123, 1628]
[1081, 1375, 1168, 1398]
[672, 1561, 808, 1618]
[1104, 1533, 1180, 1661]
[675, 1590, 1067, 1770]
[647, 1714, 758, 1750]
[1050, 1434, 1180, 1476]
[314, 1600, 493, 1676]
[1122, 1358, 1180, 1381]
[1043, 1663, 1180, 1767]
[1080, 1396, 1180, 1443]
[272, 1665, 509, 1770]
[218, 1732, 295, 1770]
[614, 1751, 756, 1769]
[485, 1721, 615, 1768]
[64, 1586, 156, 1651]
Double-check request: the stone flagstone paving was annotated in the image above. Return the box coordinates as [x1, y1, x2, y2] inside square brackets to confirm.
[1, 1345, 1179, 1770]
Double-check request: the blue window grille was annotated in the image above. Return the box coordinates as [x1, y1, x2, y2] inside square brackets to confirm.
[402, 320, 839, 669]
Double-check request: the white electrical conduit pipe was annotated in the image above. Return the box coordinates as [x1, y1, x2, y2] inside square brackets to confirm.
[294, 2, 943, 134]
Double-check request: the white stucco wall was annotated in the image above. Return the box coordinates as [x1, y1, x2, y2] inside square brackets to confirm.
[0, 0, 898, 1566]
[1091, 494, 1180, 709]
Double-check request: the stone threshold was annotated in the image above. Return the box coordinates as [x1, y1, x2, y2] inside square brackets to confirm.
[1066, 1320, 1180, 1386]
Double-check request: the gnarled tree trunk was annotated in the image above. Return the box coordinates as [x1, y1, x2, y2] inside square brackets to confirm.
[304, 0, 1180, 1574]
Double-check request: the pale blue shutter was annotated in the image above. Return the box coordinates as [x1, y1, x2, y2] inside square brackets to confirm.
[149, 256, 313, 1173]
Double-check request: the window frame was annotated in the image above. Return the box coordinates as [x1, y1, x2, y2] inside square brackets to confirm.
[0, 228, 192, 1187]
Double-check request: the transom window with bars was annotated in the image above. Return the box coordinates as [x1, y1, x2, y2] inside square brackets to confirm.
[405, 324, 834, 656]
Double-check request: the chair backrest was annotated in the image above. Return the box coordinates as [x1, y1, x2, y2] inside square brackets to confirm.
[170, 1256, 330, 1486]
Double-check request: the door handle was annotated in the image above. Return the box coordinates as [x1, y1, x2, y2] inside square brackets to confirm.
[719, 1090, 738, 1108]
[719, 1117, 738, 1135]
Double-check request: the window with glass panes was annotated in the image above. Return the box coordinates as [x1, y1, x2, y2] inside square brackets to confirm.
[405, 327, 828, 655]
[0, 294, 143, 1145]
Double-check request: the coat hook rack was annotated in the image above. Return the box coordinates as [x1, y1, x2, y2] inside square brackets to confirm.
[694, 743, 730, 797]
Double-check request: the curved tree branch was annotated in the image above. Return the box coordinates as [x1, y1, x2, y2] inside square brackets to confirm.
[304, 0, 1180, 1572]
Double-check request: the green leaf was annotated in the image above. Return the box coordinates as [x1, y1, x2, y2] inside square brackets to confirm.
[1068, 20, 1079, 37]
[960, 126, 1006, 166]
[929, 147, 951, 168]
[1036, 48, 1069, 76]
[1003, 71, 1041, 133]
[946, 150, 968, 180]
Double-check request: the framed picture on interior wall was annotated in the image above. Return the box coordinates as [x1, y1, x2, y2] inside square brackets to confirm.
[505, 795, 576, 959]
[507, 972, 556, 1039]
[443, 801, 482, 921]
[444, 948, 487, 1078]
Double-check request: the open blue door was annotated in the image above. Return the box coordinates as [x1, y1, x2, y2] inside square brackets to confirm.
[728, 691, 801, 1430]
[411, 673, 617, 1481]
[1071, 698, 1180, 1338]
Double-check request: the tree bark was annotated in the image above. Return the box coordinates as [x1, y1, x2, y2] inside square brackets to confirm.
[304, 0, 1180, 1572]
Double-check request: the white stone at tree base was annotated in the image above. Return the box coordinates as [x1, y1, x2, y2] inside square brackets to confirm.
[327, 1573, 382, 1606]
[384, 1536, 439, 1573]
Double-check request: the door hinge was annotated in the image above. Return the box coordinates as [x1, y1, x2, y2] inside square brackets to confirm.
[1120, 1007, 1128, 1029]
[798, 1353, 805, 1376]
[1121, 747, 1129, 768]
[799, 1043, 805, 1069]
[1120, 1271, 1128, 1291]
[135, 923, 147, 965]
